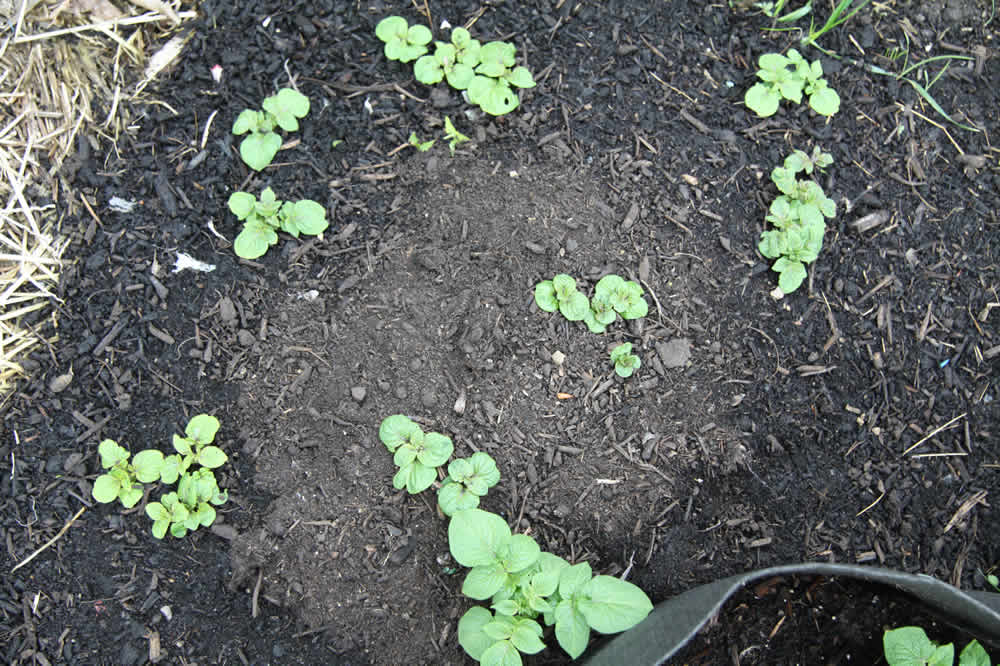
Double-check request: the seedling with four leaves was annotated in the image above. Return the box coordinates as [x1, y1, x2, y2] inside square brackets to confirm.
[758, 147, 836, 293]
[379, 414, 454, 493]
[438, 451, 501, 516]
[228, 186, 327, 260]
[375, 15, 433, 63]
[610, 342, 641, 378]
[744, 48, 839, 117]
[231, 88, 310, 171]
[534, 274, 591, 322]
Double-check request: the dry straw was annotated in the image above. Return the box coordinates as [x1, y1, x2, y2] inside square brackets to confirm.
[0, 0, 191, 398]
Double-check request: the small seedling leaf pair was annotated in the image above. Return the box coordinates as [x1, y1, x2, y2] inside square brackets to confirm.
[229, 187, 327, 260]
[232, 88, 310, 170]
[438, 451, 501, 516]
[375, 16, 433, 63]
[408, 117, 471, 156]
[379, 414, 454, 493]
[883, 626, 990, 666]
[758, 148, 836, 293]
[745, 48, 840, 117]
[610, 343, 641, 378]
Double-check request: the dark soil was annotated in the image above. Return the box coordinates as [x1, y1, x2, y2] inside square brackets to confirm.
[3, 0, 999, 664]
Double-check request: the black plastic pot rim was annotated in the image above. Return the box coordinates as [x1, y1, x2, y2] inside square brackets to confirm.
[583, 562, 1000, 665]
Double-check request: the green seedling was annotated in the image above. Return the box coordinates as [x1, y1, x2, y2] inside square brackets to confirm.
[444, 116, 471, 154]
[988, 574, 999, 591]
[409, 132, 436, 152]
[535, 274, 591, 322]
[415, 41, 476, 90]
[375, 15, 432, 63]
[758, 148, 835, 294]
[438, 452, 501, 516]
[228, 186, 328, 260]
[232, 88, 310, 171]
[610, 343, 641, 378]
[379, 414, 454, 494]
[801, 0, 870, 48]
[92, 439, 158, 508]
[467, 40, 536, 116]
[745, 48, 839, 117]
[451, 509, 654, 663]
[756, 0, 812, 23]
[883, 626, 991, 666]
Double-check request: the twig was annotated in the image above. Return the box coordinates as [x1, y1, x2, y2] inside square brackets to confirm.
[903, 413, 966, 455]
[12, 506, 86, 572]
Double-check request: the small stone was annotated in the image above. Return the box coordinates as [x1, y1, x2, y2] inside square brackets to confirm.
[49, 371, 73, 393]
[656, 338, 691, 369]
[351, 386, 367, 403]
[237, 329, 255, 346]
[551, 350, 566, 366]
[218, 297, 237, 324]
[421, 389, 437, 408]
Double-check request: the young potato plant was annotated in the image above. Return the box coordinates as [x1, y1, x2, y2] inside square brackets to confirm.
[610, 343, 641, 378]
[438, 451, 501, 516]
[535, 273, 648, 334]
[883, 626, 990, 666]
[91, 414, 230, 539]
[379, 414, 454, 493]
[375, 15, 433, 63]
[451, 508, 654, 664]
[228, 186, 327, 260]
[744, 48, 839, 117]
[232, 88, 310, 171]
[758, 147, 836, 294]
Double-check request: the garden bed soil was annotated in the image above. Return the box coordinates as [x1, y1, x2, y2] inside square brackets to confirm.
[2, 0, 999, 664]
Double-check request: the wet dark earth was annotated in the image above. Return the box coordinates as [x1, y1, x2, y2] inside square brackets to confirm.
[2, 0, 999, 664]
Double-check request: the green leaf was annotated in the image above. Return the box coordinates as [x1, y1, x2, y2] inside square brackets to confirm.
[448, 458, 474, 482]
[559, 562, 593, 598]
[468, 76, 519, 115]
[379, 414, 422, 451]
[809, 85, 841, 116]
[534, 281, 558, 312]
[478, 41, 516, 73]
[397, 43, 428, 63]
[169, 521, 189, 538]
[505, 533, 541, 573]
[407, 24, 432, 46]
[238, 131, 281, 171]
[559, 291, 591, 322]
[578, 575, 654, 633]
[192, 502, 217, 527]
[414, 54, 444, 85]
[446, 63, 475, 90]
[284, 200, 328, 236]
[745, 82, 781, 117]
[458, 607, 495, 661]
[883, 627, 940, 666]
[98, 439, 129, 469]
[451, 27, 472, 48]
[145, 502, 169, 521]
[481, 639, 522, 666]
[262, 88, 310, 132]
[119, 484, 143, 509]
[530, 568, 561, 597]
[419, 432, 454, 467]
[505, 66, 536, 89]
[492, 599, 521, 616]
[776, 259, 808, 293]
[554, 600, 591, 659]
[92, 474, 121, 503]
[610, 343, 632, 363]
[375, 16, 408, 43]
[464, 563, 510, 600]
[510, 619, 545, 655]
[449, 508, 511, 567]
[438, 480, 480, 516]
[186, 414, 220, 445]
[393, 444, 418, 467]
[232, 109, 259, 135]
[196, 445, 228, 469]
[552, 273, 577, 300]
[590, 296, 617, 325]
[151, 519, 169, 539]
[958, 640, 990, 666]
[778, 77, 804, 103]
[393, 460, 436, 494]
[234, 221, 277, 260]
[930, 644, 956, 666]
[172, 434, 192, 456]
[132, 449, 165, 483]
[584, 309, 607, 334]
[228, 191, 256, 220]
[465, 451, 501, 495]
[759, 52, 789, 72]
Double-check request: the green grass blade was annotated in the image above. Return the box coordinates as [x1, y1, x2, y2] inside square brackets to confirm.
[905, 79, 981, 132]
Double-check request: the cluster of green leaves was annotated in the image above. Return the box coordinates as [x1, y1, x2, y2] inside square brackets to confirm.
[231, 88, 310, 171]
[379, 414, 455, 493]
[610, 343, 641, 378]
[745, 48, 839, 117]
[375, 15, 433, 63]
[451, 508, 653, 664]
[534, 274, 648, 335]
[438, 452, 501, 516]
[228, 186, 327, 260]
[92, 414, 229, 539]
[409, 117, 472, 156]
[883, 626, 990, 666]
[377, 17, 536, 116]
[758, 147, 836, 293]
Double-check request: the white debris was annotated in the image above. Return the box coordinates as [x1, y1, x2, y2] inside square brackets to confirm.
[172, 252, 216, 274]
[296, 289, 320, 301]
[108, 197, 137, 212]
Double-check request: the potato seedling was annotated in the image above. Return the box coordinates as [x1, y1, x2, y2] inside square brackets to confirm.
[758, 147, 836, 294]
[375, 15, 432, 63]
[610, 343, 641, 378]
[535, 273, 648, 334]
[534, 274, 591, 322]
[228, 186, 327, 260]
[91, 414, 230, 539]
[232, 88, 310, 171]
[379, 414, 454, 493]
[745, 49, 839, 117]
[438, 451, 501, 516]
[883, 626, 989, 666]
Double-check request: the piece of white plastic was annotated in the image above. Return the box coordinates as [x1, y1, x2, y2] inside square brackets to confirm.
[173, 252, 216, 274]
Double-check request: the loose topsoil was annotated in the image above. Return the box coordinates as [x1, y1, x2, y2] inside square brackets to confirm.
[2, 1, 999, 664]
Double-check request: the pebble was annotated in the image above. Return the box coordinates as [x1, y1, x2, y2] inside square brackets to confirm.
[237, 329, 255, 346]
[421, 389, 437, 408]
[351, 386, 367, 403]
[218, 297, 237, 324]
[657, 338, 691, 369]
